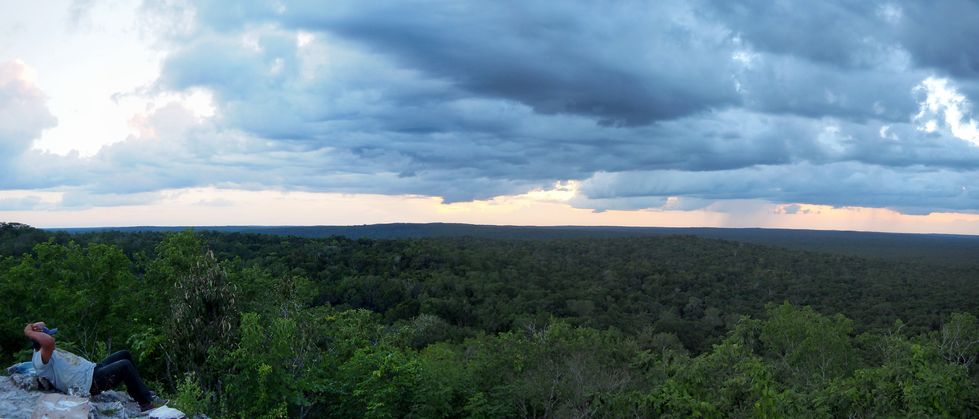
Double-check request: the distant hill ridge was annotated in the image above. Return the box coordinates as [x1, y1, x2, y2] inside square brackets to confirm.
[42, 222, 979, 238]
[42, 222, 979, 267]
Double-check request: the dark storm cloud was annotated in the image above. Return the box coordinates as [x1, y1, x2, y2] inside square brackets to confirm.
[896, 1, 979, 79]
[710, 0, 979, 81]
[706, 1, 887, 68]
[189, 0, 744, 126]
[575, 163, 979, 215]
[9, 0, 979, 214]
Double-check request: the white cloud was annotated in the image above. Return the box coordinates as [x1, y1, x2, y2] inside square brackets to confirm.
[914, 77, 979, 145]
[877, 4, 903, 24]
[0, 60, 57, 159]
[0, 0, 168, 157]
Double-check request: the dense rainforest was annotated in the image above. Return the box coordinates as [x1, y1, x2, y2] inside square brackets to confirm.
[50, 223, 979, 268]
[2, 221, 979, 417]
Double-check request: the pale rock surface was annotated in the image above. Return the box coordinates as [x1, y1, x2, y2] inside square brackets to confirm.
[32, 393, 90, 418]
[2, 374, 192, 419]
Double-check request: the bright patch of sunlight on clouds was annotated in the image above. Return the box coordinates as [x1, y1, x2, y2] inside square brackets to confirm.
[915, 77, 979, 145]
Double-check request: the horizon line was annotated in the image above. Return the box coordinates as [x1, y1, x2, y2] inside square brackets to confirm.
[31, 222, 979, 238]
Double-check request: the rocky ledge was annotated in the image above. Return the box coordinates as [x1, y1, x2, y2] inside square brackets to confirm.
[1, 373, 189, 419]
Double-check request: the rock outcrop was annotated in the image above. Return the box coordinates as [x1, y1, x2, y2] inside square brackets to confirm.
[2, 368, 188, 419]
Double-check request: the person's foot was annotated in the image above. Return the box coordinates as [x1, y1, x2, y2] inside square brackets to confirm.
[139, 396, 168, 412]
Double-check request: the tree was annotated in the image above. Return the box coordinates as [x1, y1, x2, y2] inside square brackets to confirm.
[759, 303, 855, 388]
[164, 245, 239, 396]
[937, 312, 979, 368]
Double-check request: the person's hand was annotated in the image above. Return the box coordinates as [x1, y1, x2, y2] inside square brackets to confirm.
[31, 322, 46, 332]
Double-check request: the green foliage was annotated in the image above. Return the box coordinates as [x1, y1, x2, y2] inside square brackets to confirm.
[405, 313, 461, 349]
[336, 344, 419, 418]
[411, 343, 469, 418]
[127, 327, 165, 365]
[760, 303, 855, 388]
[0, 240, 137, 361]
[652, 339, 785, 417]
[3, 227, 979, 417]
[171, 373, 209, 416]
[163, 246, 239, 393]
[0, 222, 50, 257]
[222, 313, 297, 418]
[433, 320, 650, 418]
[646, 304, 979, 417]
[937, 312, 979, 369]
[822, 341, 978, 416]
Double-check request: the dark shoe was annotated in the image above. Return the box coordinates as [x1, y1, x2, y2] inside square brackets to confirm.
[140, 397, 168, 412]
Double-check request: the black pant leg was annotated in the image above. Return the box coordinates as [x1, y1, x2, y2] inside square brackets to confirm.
[91, 359, 152, 405]
[98, 350, 134, 367]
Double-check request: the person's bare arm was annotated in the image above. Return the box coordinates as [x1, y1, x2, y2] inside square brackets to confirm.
[24, 322, 54, 364]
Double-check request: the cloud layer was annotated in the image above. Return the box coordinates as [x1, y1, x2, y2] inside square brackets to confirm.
[6, 0, 979, 215]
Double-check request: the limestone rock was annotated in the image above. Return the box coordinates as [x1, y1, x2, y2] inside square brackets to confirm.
[31, 393, 90, 419]
[2, 374, 194, 419]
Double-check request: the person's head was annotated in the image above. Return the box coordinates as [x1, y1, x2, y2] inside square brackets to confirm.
[28, 323, 43, 351]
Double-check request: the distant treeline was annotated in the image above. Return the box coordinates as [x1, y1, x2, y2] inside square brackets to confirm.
[1, 222, 978, 416]
[45, 222, 979, 267]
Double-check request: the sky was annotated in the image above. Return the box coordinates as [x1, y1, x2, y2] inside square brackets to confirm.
[3, 0, 979, 233]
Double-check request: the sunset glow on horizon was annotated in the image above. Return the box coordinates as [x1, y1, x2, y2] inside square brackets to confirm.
[5, 186, 979, 236]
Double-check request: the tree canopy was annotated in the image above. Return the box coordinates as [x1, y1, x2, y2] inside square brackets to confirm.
[2, 227, 978, 417]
